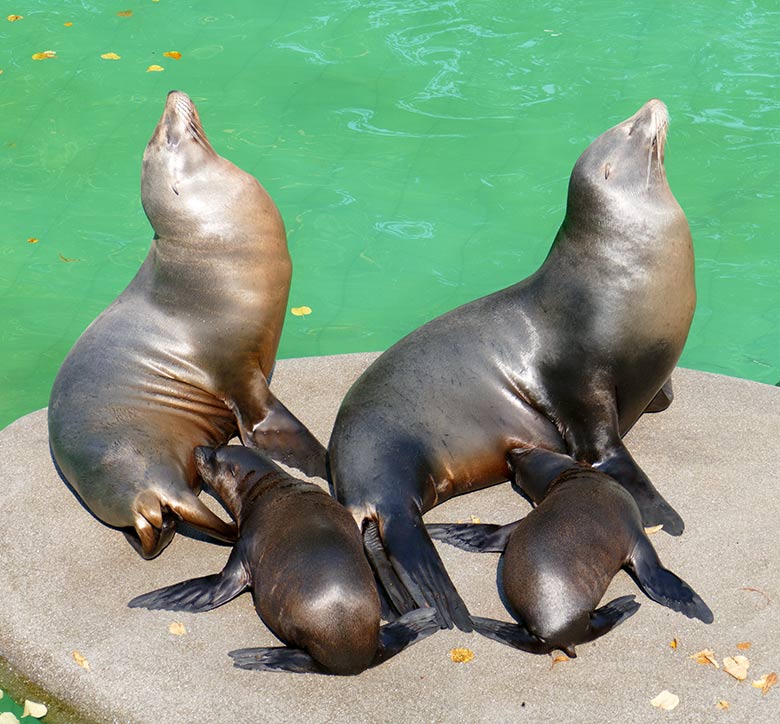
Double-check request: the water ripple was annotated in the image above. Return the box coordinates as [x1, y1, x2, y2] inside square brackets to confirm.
[337, 108, 463, 137]
[374, 220, 435, 239]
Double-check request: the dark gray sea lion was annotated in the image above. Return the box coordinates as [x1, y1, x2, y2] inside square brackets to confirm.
[48, 91, 326, 559]
[328, 99, 695, 630]
[428, 447, 713, 657]
[129, 445, 439, 675]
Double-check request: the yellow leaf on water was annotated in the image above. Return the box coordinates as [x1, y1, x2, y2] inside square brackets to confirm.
[736, 641, 751, 650]
[650, 690, 679, 711]
[291, 306, 312, 316]
[72, 650, 91, 670]
[7, 15, 23, 22]
[27, 237, 38, 244]
[0, 713, 20, 724]
[691, 649, 719, 668]
[163, 51, 182, 60]
[22, 700, 47, 719]
[716, 700, 729, 710]
[169, 621, 186, 636]
[449, 647, 474, 663]
[59, 253, 80, 262]
[723, 655, 749, 681]
[32, 50, 56, 60]
[644, 524, 663, 534]
[146, 64, 164, 72]
[752, 672, 777, 695]
[117, 10, 133, 17]
[101, 52, 121, 60]
[64, 21, 73, 26]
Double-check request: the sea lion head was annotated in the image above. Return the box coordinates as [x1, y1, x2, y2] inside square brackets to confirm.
[564, 99, 673, 224]
[140, 91, 265, 242]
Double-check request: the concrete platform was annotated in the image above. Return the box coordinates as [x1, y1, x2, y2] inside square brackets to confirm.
[1, 353, 778, 724]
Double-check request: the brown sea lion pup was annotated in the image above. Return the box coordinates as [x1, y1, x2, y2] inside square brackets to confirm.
[428, 447, 713, 657]
[129, 445, 439, 675]
[328, 98, 694, 630]
[48, 91, 326, 559]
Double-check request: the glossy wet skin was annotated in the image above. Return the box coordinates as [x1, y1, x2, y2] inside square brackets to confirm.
[48, 91, 305, 558]
[195, 445, 382, 675]
[329, 99, 695, 628]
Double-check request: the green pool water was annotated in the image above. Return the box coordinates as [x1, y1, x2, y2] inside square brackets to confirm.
[1, 0, 779, 715]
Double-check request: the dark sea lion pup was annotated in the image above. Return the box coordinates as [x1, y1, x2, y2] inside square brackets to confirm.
[428, 448, 713, 657]
[129, 445, 439, 675]
[48, 91, 326, 559]
[328, 98, 694, 630]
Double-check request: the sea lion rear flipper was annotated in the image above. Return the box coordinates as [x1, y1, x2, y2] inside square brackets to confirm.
[229, 647, 326, 675]
[470, 615, 548, 654]
[364, 520, 417, 618]
[644, 378, 674, 413]
[426, 522, 518, 553]
[628, 537, 714, 623]
[128, 545, 251, 613]
[163, 487, 237, 543]
[584, 595, 641, 644]
[378, 511, 473, 632]
[371, 608, 441, 666]
[232, 380, 327, 478]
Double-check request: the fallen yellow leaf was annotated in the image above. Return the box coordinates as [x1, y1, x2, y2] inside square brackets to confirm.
[752, 672, 777, 695]
[146, 64, 164, 72]
[736, 641, 751, 650]
[101, 52, 121, 60]
[449, 647, 474, 663]
[22, 700, 47, 719]
[169, 621, 186, 636]
[723, 655, 749, 681]
[551, 654, 569, 668]
[716, 700, 729, 710]
[291, 306, 312, 316]
[7, 15, 23, 22]
[690, 649, 719, 668]
[32, 50, 56, 60]
[163, 51, 182, 60]
[64, 21, 73, 27]
[27, 237, 38, 244]
[59, 253, 80, 262]
[72, 650, 90, 670]
[669, 638, 679, 650]
[117, 10, 133, 17]
[644, 524, 663, 534]
[650, 690, 679, 711]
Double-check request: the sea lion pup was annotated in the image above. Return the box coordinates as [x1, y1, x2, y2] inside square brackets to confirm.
[48, 91, 326, 559]
[428, 448, 713, 657]
[328, 98, 694, 630]
[129, 445, 439, 675]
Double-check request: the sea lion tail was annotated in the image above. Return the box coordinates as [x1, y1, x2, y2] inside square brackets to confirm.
[426, 522, 518, 553]
[371, 608, 441, 667]
[164, 487, 238, 544]
[628, 537, 714, 624]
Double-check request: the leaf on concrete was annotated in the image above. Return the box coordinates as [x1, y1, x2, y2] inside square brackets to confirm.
[449, 648, 474, 663]
[690, 649, 719, 668]
[736, 642, 751, 650]
[22, 700, 47, 719]
[752, 672, 777, 695]
[650, 690, 679, 711]
[169, 621, 186, 636]
[669, 638, 679, 650]
[723, 655, 749, 681]
[72, 650, 91, 670]
[716, 700, 729, 710]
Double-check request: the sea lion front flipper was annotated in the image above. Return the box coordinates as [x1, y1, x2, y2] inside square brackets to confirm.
[470, 616, 549, 654]
[584, 595, 641, 644]
[644, 378, 674, 413]
[377, 510, 473, 632]
[128, 545, 251, 613]
[363, 520, 417, 618]
[231, 379, 327, 478]
[371, 608, 441, 666]
[229, 647, 326, 675]
[627, 537, 714, 623]
[426, 522, 519, 553]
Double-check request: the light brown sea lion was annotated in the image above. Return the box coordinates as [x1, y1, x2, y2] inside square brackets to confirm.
[429, 447, 713, 657]
[129, 445, 439, 675]
[48, 91, 326, 558]
[328, 99, 695, 630]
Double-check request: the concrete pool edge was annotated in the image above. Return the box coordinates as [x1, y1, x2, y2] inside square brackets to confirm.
[1, 353, 779, 724]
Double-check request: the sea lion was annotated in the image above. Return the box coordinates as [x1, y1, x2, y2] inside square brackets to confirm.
[48, 91, 326, 559]
[328, 98, 695, 630]
[428, 447, 713, 657]
[129, 445, 439, 675]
